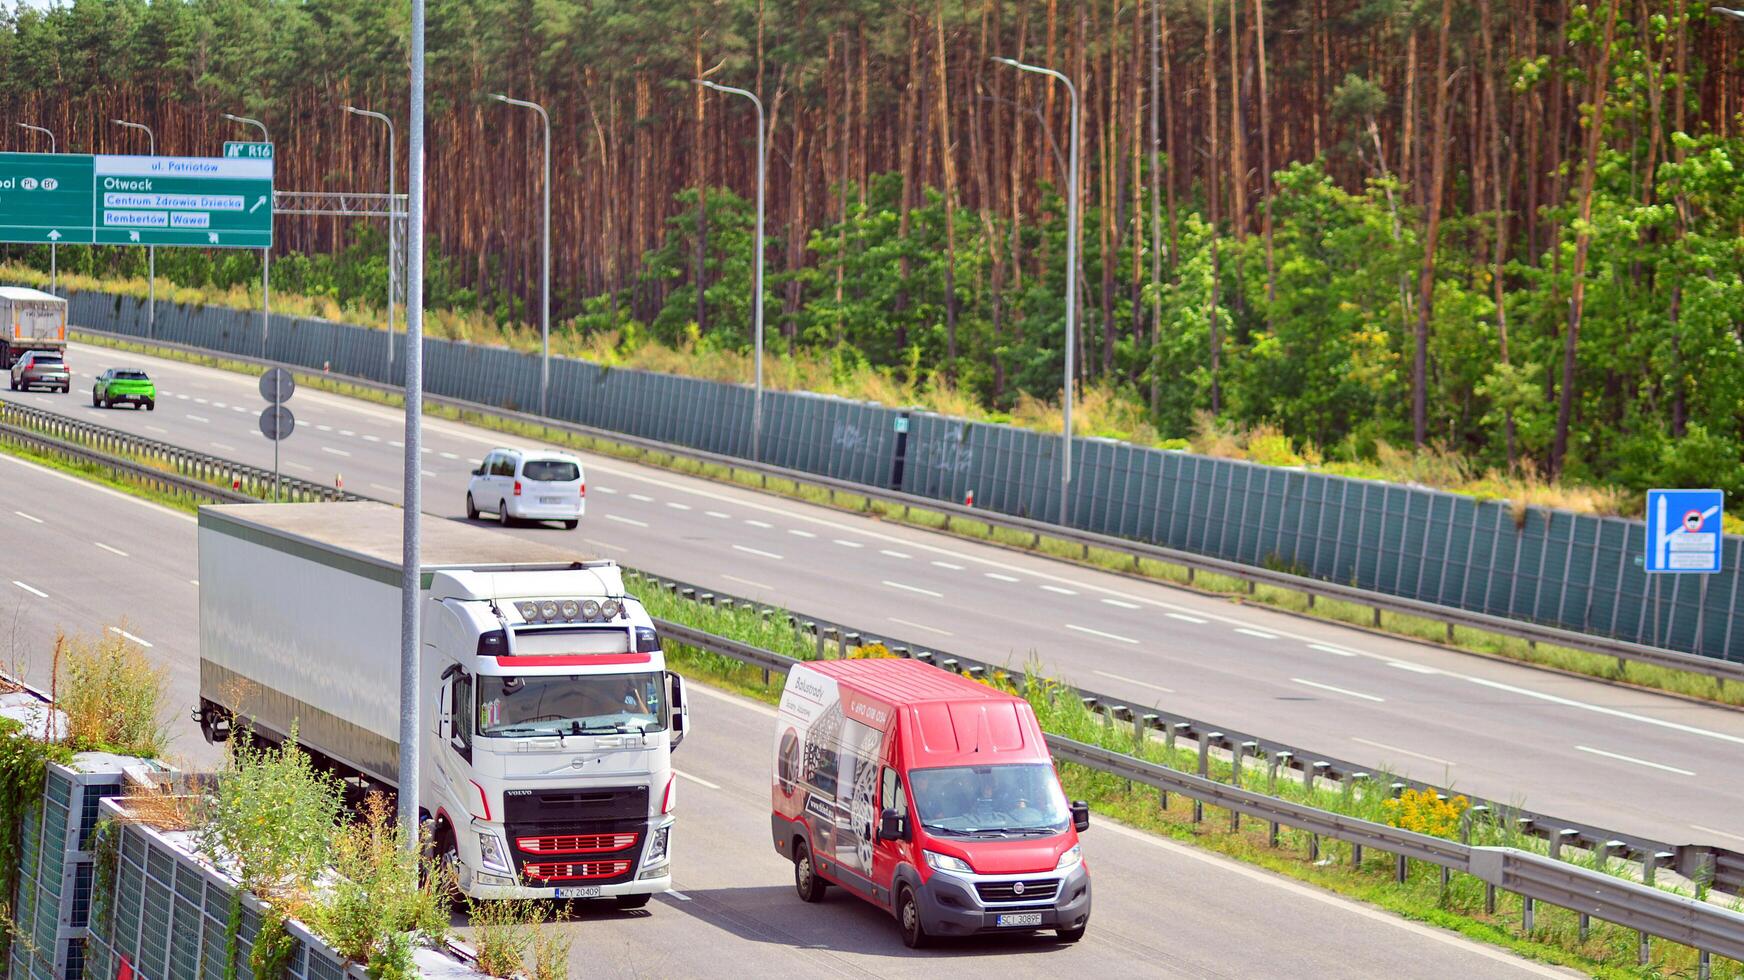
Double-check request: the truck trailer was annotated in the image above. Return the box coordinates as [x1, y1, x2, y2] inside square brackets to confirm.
[0, 286, 67, 369]
[195, 501, 689, 904]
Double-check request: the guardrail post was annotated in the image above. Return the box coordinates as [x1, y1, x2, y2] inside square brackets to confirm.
[1194, 734, 1219, 825]
[1522, 893, 1534, 933]
[820, 627, 838, 659]
[1138, 713, 1157, 751]
[1395, 851, 1407, 884]
[1700, 950, 1711, 980]
[1372, 606, 1382, 627]
[1166, 722, 1187, 760]
[943, 658, 960, 674]
[1308, 832, 1319, 863]
[1310, 761, 1330, 792]
[843, 632, 860, 658]
[892, 645, 910, 659]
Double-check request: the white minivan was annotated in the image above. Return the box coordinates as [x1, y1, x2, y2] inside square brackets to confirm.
[466, 447, 586, 528]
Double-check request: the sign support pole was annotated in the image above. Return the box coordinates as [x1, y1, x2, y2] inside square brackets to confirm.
[398, 0, 427, 848]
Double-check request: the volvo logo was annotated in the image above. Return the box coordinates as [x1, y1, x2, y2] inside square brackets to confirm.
[1012, 880, 1026, 896]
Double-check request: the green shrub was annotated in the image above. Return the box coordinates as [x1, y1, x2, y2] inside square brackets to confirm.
[311, 793, 451, 965]
[199, 724, 342, 900]
[467, 899, 542, 977]
[58, 627, 166, 757]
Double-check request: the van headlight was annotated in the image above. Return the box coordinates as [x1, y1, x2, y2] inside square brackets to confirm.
[923, 849, 974, 874]
[477, 831, 514, 875]
[1055, 845, 1082, 871]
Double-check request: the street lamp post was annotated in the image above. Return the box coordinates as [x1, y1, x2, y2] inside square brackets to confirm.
[491, 94, 551, 418]
[110, 119, 156, 336]
[345, 105, 398, 382]
[695, 78, 766, 461]
[399, 0, 429, 847]
[16, 124, 56, 294]
[992, 57, 1081, 527]
[222, 114, 271, 359]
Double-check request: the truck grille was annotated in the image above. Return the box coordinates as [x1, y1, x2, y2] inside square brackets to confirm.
[975, 879, 1060, 903]
[521, 859, 634, 882]
[516, 832, 639, 855]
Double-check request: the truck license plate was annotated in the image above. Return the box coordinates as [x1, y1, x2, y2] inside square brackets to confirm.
[555, 886, 602, 899]
[996, 912, 1043, 928]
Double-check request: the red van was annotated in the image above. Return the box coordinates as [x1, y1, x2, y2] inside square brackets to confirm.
[771, 658, 1091, 947]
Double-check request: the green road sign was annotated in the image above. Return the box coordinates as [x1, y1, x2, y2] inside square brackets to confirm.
[0, 152, 272, 249]
[224, 141, 273, 160]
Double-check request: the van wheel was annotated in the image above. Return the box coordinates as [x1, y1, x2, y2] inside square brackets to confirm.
[1056, 925, 1087, 944]
[497, 501, 511, 526]
[793, 841, 826, 903]
[563, 519, 578, 530]
[897, 885, 930, 948]
[466, 493, 479, 520]
[613, 893, 651, 910]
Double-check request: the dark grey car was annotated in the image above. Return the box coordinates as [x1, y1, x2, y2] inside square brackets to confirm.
[9, 350, 69, 392]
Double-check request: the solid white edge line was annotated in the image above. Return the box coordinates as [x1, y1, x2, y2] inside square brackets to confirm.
[1091, 669, 1174, 693]
[0, 456, 196, 524]
[887, 616, 953, 637]
[1690, 824, 1744, 844]
[1350, 736, 1457, 768]
[1292, 678, 1385, 703]
[1572, 745, 1695, 776]
[604, 514, 649, 528]
[881, 580, 942, 598]
[721, 574, 774, 592]
[1066, 623, 1139, 645]
[582, 538, 627, 554]
[1466, 675, 1744, 747]
[12, 581, 47, 599]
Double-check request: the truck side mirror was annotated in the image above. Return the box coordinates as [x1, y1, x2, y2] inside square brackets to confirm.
[668, 672, 689, 750]
[1070, 800, 1090, 833]
[878, 808, 908, 842]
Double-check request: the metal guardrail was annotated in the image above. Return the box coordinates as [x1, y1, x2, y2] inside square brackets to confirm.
[73, 327, 1744, 685]
[0, 420, 255, 505]
[652, 608, 1744, 974]
[0, 397, 369, 504]
[627, 569, 1744, 900]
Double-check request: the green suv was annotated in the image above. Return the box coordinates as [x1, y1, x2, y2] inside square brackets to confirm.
[93, 368, 156, 410]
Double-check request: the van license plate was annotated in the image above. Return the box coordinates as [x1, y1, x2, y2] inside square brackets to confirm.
[540, 496, 564, 504]
[555, 886, 602, 899]
[996, 912, 1043, 928]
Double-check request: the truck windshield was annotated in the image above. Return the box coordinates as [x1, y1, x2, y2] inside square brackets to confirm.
[908, 764, 1070, 836]
[477, 672, 664, 737]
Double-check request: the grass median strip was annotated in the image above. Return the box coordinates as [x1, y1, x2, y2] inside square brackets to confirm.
[631, 573, 1744, 980]
[72, 328, 1744, 712]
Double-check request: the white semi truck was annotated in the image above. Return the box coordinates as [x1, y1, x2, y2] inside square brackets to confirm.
[0, 286, 67, 369]
[195, 501, 689, 905]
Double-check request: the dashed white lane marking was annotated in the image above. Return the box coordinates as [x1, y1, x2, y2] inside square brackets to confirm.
[664, 890, 693, 902]
[1166, 612, 1207, 624]
[322, 446, 351, 457]
[438, 452, 458, 460]
[389, 440, 404, 448]
[1292, 678, 1384, 703]
[1573, 745, 1694, 776]
[1067, 624, 1138, 645]
[1234, 628, 1278, 640]
[1351, 737, 1456, 768]
[888, 617, 952, 637]
[12, 581, 47, 599]
[189, 579, 199, 586]
[1092, 669, 1175, 694]
[882, 580, 942, 598]
[108, 627, 153, 648]
[722, 574, 774, 591]
[984, 572, 1020, 582]
[14, 511, 42, 524]
[193, 397, 208, 404]
[605, 514, 649, 528]
[833, 539, 864, 548]
[744, 519, 772, 529]
[666, 502, 692, 511]
[363, 434, 380, 442]
[594, 487, 618, 494]
[1309, 643, 1359, 658]
[317, 424, 333, 432]
[174, 393, 189, 400]
[705, 511, 732, 519]
[629, 493, 654, 502]
[1101, 598, 1141, 609]
[930, 560, 965, 571]
[732, 544, 783, 560]
[211, 401, 228, 409]
[880, 549, 912, 559]
[186, 414, 209, 423]
[339, 429, 355, 437]
[788, 529, 816, 538]
[1041, 585, 1078, 596]
[95, 542, 129, 557]
[1387, 661, 1440, 675]
[231, 405, 247, 413]
[582, 538, 625, 554]
[675, 770, 721, 790]
[1691, 824, 1744, 844]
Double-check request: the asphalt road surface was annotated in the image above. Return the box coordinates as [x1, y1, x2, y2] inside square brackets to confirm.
[0, 450, 1572, 978]
[8, 340, 1744, 850]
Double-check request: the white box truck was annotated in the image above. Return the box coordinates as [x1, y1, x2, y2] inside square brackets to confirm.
[195, 501, 690, 905]
[0, 286, 67, 369]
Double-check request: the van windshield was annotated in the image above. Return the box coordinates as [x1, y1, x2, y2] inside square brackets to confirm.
[522, 460, 580, 482]
[907, 764, 1070, 836]
[477, 672, 665, 737]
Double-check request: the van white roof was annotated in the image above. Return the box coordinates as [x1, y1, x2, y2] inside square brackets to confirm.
[492, 446, 582, 462]
[0, 286, 62, 303]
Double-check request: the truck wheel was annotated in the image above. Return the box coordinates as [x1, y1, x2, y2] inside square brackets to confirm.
[1056, 925, 1087, 944]
[613, 894, 651, 910]
[466, 494, 479, 520]
[897, 885, 930, 949]
[793, 841, 827, 903]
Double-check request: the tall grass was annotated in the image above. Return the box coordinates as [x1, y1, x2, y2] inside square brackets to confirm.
[57, 627, 166, 757]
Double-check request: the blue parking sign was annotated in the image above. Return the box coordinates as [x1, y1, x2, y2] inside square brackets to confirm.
[1644, 489, 1724, 573]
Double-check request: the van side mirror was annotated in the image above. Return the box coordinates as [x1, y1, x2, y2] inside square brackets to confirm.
[472, 464, 486, 476]
[1070, 800, 1090, 833]
[878, 808, 909, 842]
